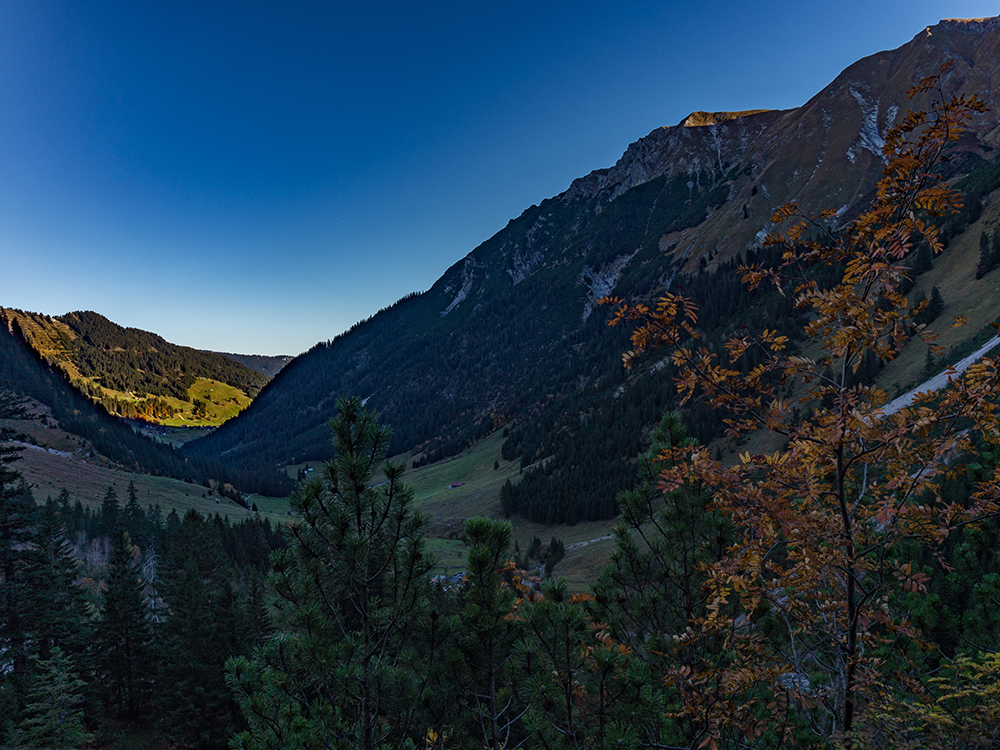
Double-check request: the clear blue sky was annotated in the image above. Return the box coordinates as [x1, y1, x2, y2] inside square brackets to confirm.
[0, 1, 995, 355]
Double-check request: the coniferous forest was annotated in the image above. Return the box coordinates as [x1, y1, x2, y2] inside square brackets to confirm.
[6, 63, 1000, 750]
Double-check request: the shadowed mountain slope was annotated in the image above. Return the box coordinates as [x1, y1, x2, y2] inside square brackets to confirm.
[185, 17, 1000, 521]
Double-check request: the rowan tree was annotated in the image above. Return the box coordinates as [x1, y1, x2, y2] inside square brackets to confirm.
[604, 67, 997, 748]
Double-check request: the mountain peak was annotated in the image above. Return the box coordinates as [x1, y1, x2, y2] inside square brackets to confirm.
[935, 17, 1000, 28]
[681, 110, 773, 128]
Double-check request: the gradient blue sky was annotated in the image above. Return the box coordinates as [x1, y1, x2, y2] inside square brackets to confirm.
[1, 1, 995, 355]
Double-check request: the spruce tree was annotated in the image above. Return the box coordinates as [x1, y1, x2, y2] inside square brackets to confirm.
[124, 479, 145, 546]
[93, 524, 155, 720]
[0, 388, 34, 735]
[927, 285, 945, 322]
[99, 485, 119, 538]
[10, 647, 92, 749]
[24, 500, 91, 664]
[158, 509, 242, 747]
[976, 230, 999, 278]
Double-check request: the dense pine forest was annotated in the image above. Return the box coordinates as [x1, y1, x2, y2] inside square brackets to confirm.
[0, 422, 285, 748]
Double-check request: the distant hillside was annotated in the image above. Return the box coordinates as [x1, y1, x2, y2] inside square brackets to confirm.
[187, 17, 1000, 524]
[0, 309, 270, 427]
[214, 352, 293, 378]
[0, 316, 293, 498]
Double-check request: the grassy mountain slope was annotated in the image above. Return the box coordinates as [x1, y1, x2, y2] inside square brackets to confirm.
[187, 17, 1000, 523]
[0, 308, 269, 426]
[0, 317, 293, 498]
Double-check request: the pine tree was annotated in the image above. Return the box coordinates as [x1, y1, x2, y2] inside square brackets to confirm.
[457, 518, 525, 750]
[592, 412, 730, 746]
[228, 396, 433, 750]
[515, 580, 640, 749]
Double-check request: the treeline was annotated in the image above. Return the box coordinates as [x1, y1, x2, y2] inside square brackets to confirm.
[977, 226, 1000, 278]
[214, 352, 292, 379]
[76, 379, 181, 421]
[0, 472, 286, 749]
[0, 320, 293, 497]
[62, 310, 270, 399]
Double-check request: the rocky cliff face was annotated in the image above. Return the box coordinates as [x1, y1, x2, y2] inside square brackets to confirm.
[560, 17, 1000, 273]
[563, 109, 782, 203]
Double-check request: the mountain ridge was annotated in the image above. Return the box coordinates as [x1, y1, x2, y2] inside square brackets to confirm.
[178, 16, 1000, 520]
[0, 308, 269, 426]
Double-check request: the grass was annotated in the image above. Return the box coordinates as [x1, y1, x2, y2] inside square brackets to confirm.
[3, 412, 290, 524]
[97, 377, 253, 428]
[392, 431, 621, 588]
[403, 431, 521, 519]
[424, 537, 469, 576]
[878, 196, 1000, 395]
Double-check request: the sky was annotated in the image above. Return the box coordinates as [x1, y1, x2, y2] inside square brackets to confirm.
[0, 1, 996, 356]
